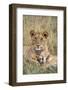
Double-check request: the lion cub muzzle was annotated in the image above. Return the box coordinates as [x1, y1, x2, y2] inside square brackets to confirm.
[34, 44, 43, 55]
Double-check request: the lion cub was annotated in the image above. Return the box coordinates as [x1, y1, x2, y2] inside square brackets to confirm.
[26, 30, 57, 67]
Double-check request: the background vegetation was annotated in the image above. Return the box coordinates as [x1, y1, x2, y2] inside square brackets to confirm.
[23, 15, 57, 74]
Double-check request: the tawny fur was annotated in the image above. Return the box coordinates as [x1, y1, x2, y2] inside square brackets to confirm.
[25, 30, 57, 68]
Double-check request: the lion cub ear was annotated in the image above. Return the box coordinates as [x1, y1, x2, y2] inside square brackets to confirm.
[30, 30, 35, 37]
[43, 31, 48, 39]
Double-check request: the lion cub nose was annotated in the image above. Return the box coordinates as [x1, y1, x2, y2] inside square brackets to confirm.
[37, 44, 40, 48]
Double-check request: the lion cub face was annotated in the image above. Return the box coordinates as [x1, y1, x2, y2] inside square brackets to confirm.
[30, 30, 48, 55]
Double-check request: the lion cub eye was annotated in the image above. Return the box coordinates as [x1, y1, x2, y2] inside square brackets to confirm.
[35, 37, 37, 39]
[41, 38, 43, 40]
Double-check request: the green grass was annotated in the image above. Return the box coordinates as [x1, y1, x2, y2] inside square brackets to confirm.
[23, 58, 57, 74]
